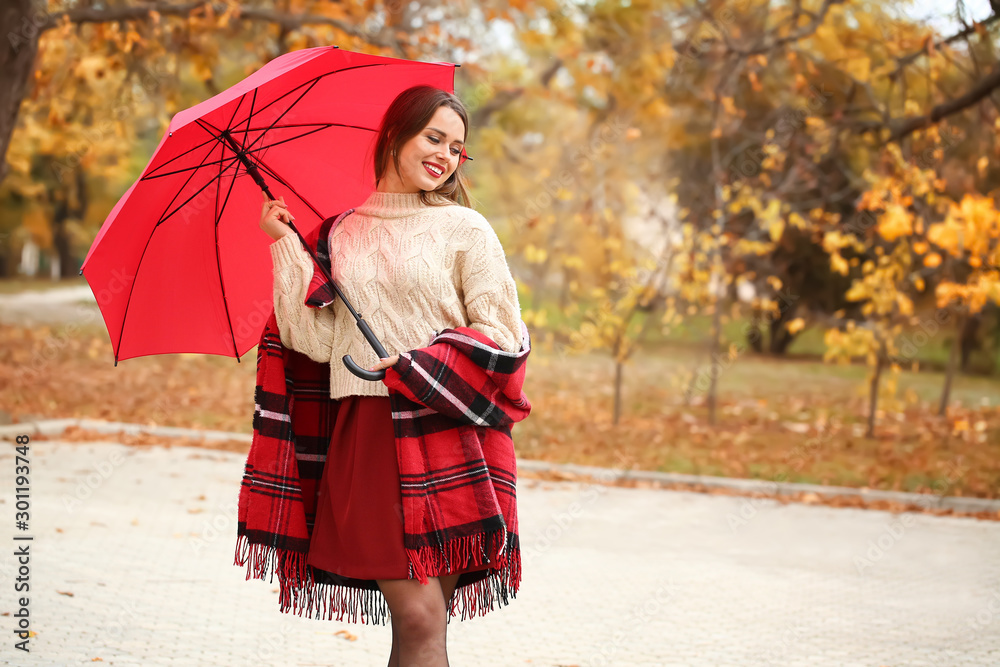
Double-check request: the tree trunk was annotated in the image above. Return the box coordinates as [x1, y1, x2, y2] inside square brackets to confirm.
[939, 311, 964, 416]
[767, 307, 797, 354]
[707, 299, 722, 425]
[558, 273, 570, 311]
[747, 308, 763, 353]
[0, 1, 40, 187]
[959, 312, 980, 372]
[683, 363, 699, 406]
[50, 166, 87, 279]
[866, 340, 885, 439]
[637, 301, 662, 345]
[613, 357, 623, 426]
[51, 198, 70, 280]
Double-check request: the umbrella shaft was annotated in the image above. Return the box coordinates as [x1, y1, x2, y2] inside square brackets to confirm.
[221, 131, 389, 365]
[221, 131, 271, 194]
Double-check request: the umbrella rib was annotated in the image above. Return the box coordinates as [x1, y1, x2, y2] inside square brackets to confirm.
[212, 139, 242, 361]
[142, 135, 220, 180]
[151, 135, 229, 229]
[226, 89, 249, 135]
[232, 63, 383, 132]
[244, 123, 343, 153]
[251, 154, 327, 221]
[147, 121, 371, 181]
[140, 155, 241, 180]
[242, 122, 376, 146]
[143, 88, 253, 181]
[230, 122, 366, 133]
[240, 77, 323, 156]
[156, 151, 242, 227]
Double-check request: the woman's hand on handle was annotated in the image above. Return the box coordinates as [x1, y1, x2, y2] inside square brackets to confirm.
[259, 192, 296, 241]
[368, 355, 399, 372]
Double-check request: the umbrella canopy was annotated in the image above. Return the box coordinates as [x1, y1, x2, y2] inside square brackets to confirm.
[81, 46, 464, 365]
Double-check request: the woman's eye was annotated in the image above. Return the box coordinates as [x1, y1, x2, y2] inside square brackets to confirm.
[429, 136, 461, 156]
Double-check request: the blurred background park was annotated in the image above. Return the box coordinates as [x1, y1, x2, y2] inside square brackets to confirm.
[0, 0, 998, 501]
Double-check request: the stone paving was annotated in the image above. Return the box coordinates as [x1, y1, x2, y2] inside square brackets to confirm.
[0, 439, 998, 666]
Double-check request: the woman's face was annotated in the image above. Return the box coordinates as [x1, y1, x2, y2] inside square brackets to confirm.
[388, 106, 466, 193]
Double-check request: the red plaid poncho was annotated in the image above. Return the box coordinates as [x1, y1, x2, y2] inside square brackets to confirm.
[234, 211, 532, 625]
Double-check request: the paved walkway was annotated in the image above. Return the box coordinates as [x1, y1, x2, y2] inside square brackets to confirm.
[0, 439, 998, 666]
[0, 286, 99, 327]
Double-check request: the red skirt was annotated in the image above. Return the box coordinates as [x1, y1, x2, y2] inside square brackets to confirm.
[306, 395, 492, 581]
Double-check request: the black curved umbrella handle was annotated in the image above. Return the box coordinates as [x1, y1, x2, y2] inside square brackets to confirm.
[343, 355, 385, 381]
[343, 318, 387, 381]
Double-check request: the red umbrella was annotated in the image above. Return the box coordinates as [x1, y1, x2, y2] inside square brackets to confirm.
[80, 46, 470, 380]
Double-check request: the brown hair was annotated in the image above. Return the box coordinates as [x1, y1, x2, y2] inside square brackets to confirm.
[373, 85, 472, 208]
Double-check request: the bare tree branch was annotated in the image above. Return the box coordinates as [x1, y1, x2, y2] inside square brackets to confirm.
[734, 0, 846, 56]
[888, 64, 1000, 140]
[469, 58, 564, 128]
[39, 1, 408, 55]
[889, 12, 1000, 80]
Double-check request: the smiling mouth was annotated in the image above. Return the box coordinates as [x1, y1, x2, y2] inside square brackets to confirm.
[423, 162, 444, 177]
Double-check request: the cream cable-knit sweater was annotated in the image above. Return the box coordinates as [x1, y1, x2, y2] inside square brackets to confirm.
[269, 189, 523, 400]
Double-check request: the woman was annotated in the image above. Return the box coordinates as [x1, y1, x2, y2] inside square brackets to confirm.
[257, 84, 523, 667]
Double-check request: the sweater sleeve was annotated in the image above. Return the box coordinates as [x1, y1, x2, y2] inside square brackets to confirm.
[458, 222, 523, 354]
[269, 233, 336, 363]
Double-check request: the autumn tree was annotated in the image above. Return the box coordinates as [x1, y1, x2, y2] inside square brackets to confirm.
[2, 0, 513, 276]
[926, 192, 1000, 413]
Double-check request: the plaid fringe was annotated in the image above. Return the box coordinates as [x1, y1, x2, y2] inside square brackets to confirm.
[234, 530, 521, 625]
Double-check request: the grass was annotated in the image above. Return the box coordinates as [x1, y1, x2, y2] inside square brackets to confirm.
[522, 291, 999, 374]
[514, 334, 1000, 498]
[1, 316, 998, 500]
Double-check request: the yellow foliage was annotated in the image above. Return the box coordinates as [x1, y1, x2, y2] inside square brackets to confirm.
[936, 276, 1000, 313]
[786, 318, 806, 335]
[823, 325, 876, 364]
[845, 57, 871, 83]
[754, 198, 783, 242]
[822, 231, 864, 254]
[929, 193, 1000, 258]
[895, 293, 913, 316]
[721, 96, 739, 117]
[876, 204, 913, 242]
[812, 24, 845, 59]
[524, 244, 548, 264]
[479, 126, 507, 160]
[72, 55, 111, 83]
[523, 308, 548, 328]
[830, 252, 850, 276]
[846, 281, 868, 302]
[23, 207, 52, 247]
